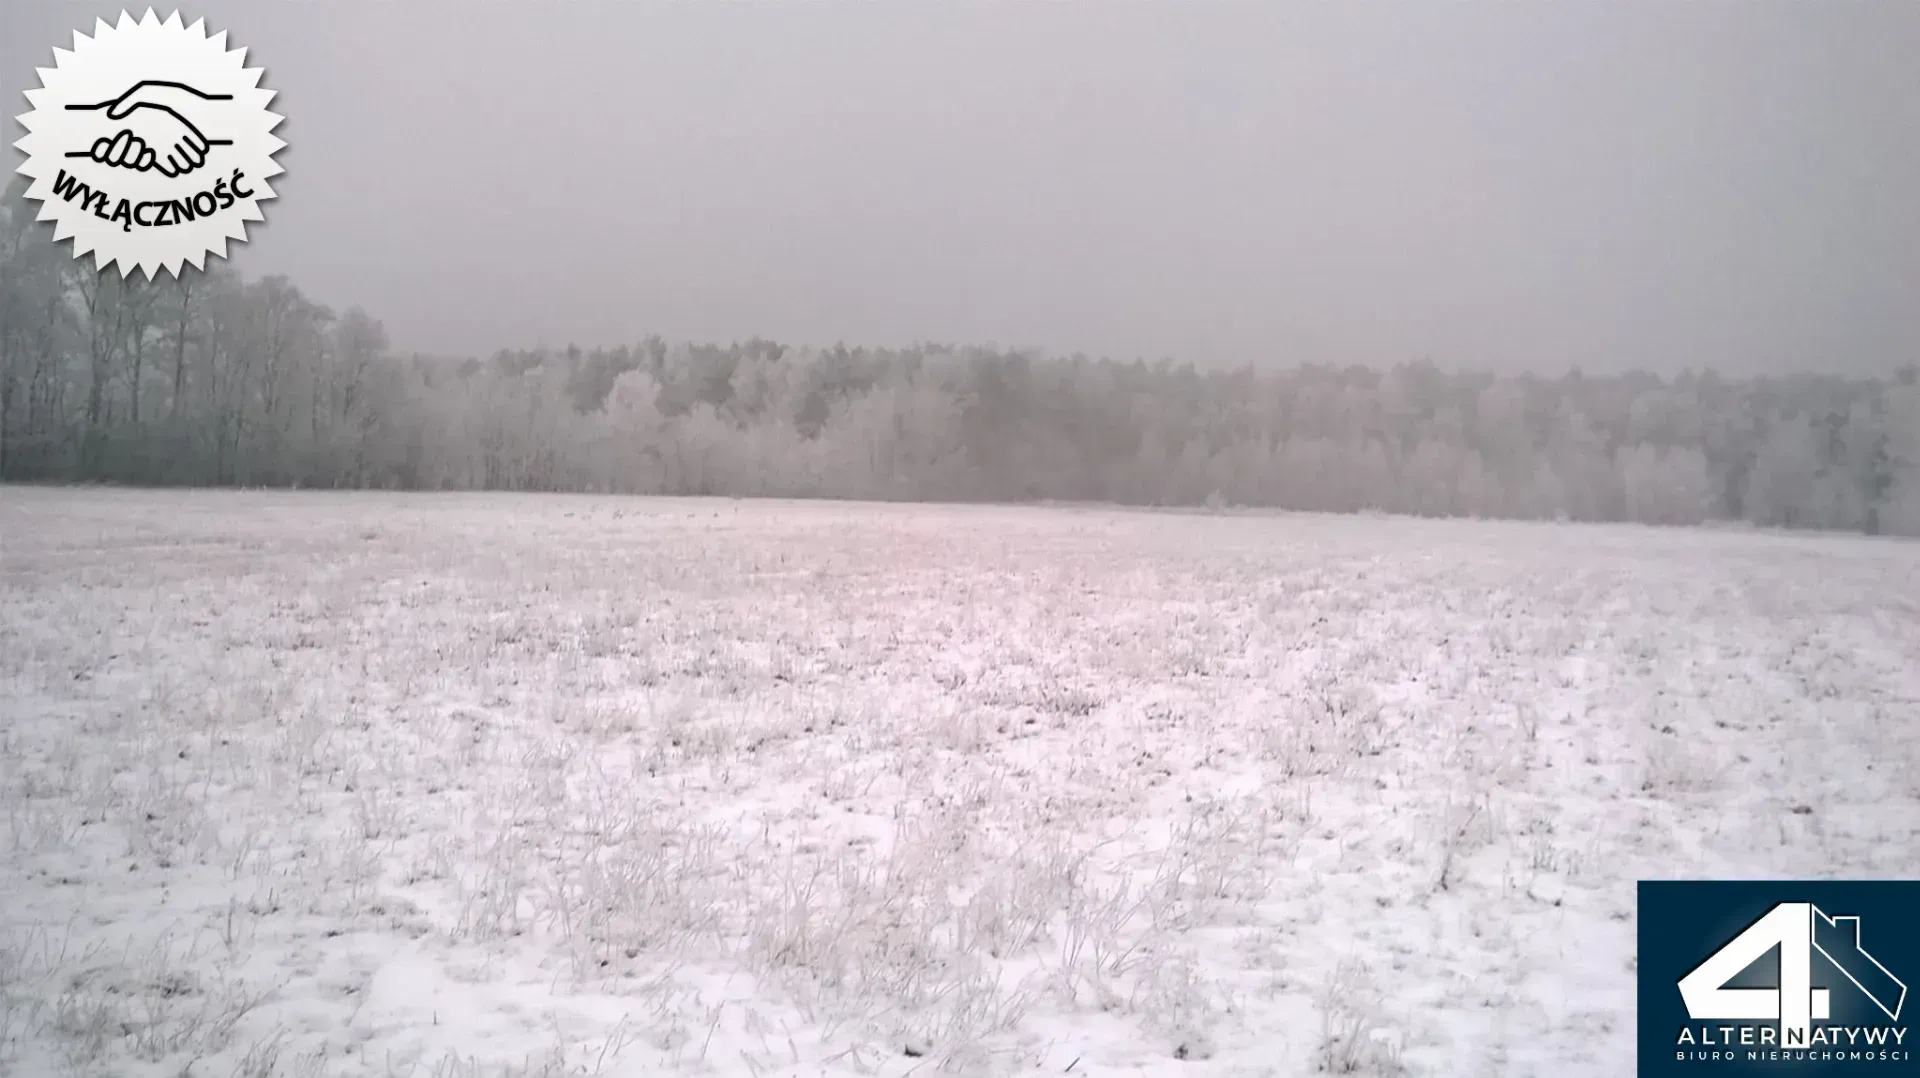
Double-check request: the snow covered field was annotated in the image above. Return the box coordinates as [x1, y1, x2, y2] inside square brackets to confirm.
[2, 487, 1916, 1078]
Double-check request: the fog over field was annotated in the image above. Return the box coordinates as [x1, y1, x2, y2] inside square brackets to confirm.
[3, 5, 1920, 536]
[3, 218, 1919, 534]
[3, 490, 1916, 1076]
[4, 2, 1920, 1076]
[6, 2, 1918, 376]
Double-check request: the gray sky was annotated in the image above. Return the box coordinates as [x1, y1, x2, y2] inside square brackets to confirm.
[6, 1, 1918, 376]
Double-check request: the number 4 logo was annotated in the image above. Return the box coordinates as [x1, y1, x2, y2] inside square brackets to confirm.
[1679, 902, 1908, 1047]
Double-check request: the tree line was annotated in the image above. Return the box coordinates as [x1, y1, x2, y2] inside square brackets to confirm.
[5, 182, 1919, 534]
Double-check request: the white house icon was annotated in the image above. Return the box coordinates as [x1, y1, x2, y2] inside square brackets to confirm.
[1679, 902, 1907, 1047]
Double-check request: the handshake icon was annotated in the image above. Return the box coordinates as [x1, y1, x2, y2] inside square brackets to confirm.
[63, 79, 235, 179]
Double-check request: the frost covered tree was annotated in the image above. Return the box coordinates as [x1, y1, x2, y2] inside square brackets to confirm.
[1743, 415, 1825, 528]
[1619, 444, 1715, 526]
[1878, 381, 1920, 536]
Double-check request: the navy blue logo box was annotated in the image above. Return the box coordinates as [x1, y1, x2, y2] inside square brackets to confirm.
[1639, 881, 1918, 1076]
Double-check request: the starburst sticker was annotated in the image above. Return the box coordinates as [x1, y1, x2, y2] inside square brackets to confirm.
[12, 9, 284, 279]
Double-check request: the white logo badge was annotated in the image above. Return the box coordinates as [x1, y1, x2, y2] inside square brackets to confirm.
[1679, 901, 1908, 1048]
[12, 9, 285, 278]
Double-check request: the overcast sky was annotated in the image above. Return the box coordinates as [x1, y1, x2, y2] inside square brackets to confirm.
[6, 1, 1918, 376]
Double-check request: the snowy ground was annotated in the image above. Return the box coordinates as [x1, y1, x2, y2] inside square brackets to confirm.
[1, 487, 1916, 1078]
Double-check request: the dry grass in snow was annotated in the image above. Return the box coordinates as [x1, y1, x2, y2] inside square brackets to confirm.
[1, 487, 1916, 1077]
